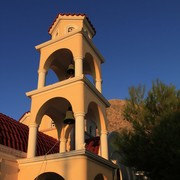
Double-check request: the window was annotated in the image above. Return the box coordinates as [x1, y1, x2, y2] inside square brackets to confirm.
[68, 27, 74, 32]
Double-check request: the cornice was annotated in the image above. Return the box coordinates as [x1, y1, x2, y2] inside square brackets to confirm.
[18, 149, 117, 169]
[35, 28, 82, 50]
[26, 75, 110, 107]
[83, 76, 110, 107]
[26, 75, 84, 97]
[35, 29, 104, 64]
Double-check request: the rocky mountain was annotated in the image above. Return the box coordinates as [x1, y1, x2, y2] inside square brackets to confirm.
[106, 99, 132, 132]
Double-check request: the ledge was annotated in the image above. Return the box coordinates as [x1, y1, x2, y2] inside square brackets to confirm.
[26, 75, 110, 107]
[26, 75, 84, 97]
[17, 149, 117, 169]
[35, 29, 82, 50]
[35, 28, 104, 64]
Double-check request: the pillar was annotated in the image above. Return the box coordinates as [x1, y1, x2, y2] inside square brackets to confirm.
[59, 138, 66, 153]
[100, 130, 108, 159]
[95, 79, 102, 93]
[37, 69, 47, 88]
[74, 112, 85, 150]
[27, 123, 38, 158]
[74, 56, 83, 77]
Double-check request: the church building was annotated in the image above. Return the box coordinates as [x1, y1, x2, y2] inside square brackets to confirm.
[0, 13, 122, 180]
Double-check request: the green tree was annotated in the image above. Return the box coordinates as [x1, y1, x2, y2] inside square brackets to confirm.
[117, 80, 180, 180]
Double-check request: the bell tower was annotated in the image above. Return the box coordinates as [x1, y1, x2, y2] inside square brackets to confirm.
[26, 13, 111, 168]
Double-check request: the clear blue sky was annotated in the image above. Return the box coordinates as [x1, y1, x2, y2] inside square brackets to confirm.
[0, 0, 180, 120]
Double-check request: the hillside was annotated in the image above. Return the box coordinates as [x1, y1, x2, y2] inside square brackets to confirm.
[106, 99, 132, 132]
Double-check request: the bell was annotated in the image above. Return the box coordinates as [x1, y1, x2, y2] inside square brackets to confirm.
[67, 64, 75, 76]
[63, 107, 75, 124]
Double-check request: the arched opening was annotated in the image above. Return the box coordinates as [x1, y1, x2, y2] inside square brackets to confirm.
[46, 69, 59, 86]
[85, 102, 100, 138]
[34, 172, 64, 180]
[85, 101, 108, 158]
[85, 102, 102, 155]
[94, 173, 107, 180]
[83, 53, 96, 84]
[83, 52, 102, 92]
[86, 101, 107, 135]
[44, 49, 74, 85]
[36, 97, 75, 153]
[36, 97, 70, 126]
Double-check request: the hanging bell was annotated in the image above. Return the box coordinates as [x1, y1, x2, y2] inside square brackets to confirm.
[67, 64, 75, 76]
[63, 107, 75, 124]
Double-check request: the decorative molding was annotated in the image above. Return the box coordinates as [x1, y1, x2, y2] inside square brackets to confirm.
[0, 144, 26, 158]
[26, 75, 110, 107]
[35, 29, 82, 50]
[26, 75, 84, 97]
[35, 28, 104, 63]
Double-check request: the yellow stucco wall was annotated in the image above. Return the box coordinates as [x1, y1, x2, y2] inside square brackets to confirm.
[17, 150, 117, 180]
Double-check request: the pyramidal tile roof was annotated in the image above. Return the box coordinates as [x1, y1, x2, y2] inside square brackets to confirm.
[0, 113, 99, 156]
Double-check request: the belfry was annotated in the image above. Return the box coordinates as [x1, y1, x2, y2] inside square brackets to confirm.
[17, 13, 118, 180]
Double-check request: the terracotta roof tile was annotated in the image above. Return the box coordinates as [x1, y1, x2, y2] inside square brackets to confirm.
[0, 113, 59, 156]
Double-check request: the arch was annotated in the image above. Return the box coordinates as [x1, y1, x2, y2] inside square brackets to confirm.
[35, 97, 70, 125]
[94, 173, 107, 180]
[83, 53, 95, 78]
[35, 97, 76, 152]
[35, 97, 74, 138]
[44, 48, 74, 82]
[34, 172, 64, 180]
[83, 53, 101, 83]
[86, 102, 107, 132]
[86, 102, 99, 133]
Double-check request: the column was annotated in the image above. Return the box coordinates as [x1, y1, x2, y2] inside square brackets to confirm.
[100, 130, 108, 159]
[27, 123, 38, 158]
[74, 56, 83, 77]
[37, 69, 47, 88]
[74, 112, 85, 150]
[95, 79, 102, 93]
[59, 138, 66, 153]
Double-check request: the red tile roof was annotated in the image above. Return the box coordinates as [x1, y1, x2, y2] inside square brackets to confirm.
[0, 113, 59, 156]
[48, 13, 96, 35]
[0, 113, 100, 156]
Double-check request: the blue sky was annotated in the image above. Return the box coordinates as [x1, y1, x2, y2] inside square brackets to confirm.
[0, 0, 180, 120]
